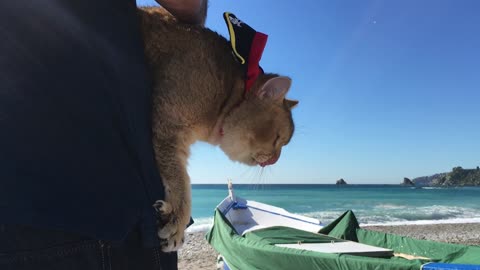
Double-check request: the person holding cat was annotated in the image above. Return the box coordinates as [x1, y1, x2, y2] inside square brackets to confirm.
[0, 0, 206, 269]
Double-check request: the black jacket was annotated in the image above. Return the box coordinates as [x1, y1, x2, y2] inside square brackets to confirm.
[0, 0, 165, 247]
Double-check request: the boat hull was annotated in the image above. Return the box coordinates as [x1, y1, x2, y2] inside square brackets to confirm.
[207, 195, 480, 270]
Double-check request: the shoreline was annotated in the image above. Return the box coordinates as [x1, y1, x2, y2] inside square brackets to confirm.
[178, 222, 480, 270]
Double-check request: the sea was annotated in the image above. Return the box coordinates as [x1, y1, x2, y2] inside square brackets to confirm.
[188, 184, 480, 232]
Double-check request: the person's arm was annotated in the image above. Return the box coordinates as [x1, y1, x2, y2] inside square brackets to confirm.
[155, 0, 207, 25]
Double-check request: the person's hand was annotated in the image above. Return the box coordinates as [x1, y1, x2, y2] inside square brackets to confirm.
[155, 0, 207, 25]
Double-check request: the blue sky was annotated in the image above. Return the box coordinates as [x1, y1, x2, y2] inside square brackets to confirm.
[138, 0, 480, 184]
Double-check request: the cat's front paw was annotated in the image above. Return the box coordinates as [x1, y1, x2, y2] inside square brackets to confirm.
[153, 200, 188, 252]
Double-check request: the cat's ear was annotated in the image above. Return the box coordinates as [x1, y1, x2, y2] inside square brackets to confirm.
[257, 76, 292, 101]
[284, 99, 299, 110]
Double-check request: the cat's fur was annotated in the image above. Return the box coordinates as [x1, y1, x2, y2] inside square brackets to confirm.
[139, 7, 298, 252]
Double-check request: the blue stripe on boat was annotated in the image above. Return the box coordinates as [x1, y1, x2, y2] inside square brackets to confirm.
[422, 263, 480, 270]
[246, 205, 322, 226]
[222, 201, 322, 226]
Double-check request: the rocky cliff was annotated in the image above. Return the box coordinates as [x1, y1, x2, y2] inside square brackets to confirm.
[413, 167, 480, 187]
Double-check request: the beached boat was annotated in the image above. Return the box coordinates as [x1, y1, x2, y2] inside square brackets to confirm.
[206, 182, 480, 270]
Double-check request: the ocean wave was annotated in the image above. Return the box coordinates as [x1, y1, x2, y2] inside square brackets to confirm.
[392, 205, 480, 221]
[303, 210, 346, 222]
[187, 205, 480, 232]
[374, 203, 407, 210]
[187, 217, 214, 233]
[299, 205, 480, 226]
[363, 217, 480, 227]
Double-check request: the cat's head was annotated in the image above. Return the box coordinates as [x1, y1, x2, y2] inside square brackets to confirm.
[220, 74, 298, 167]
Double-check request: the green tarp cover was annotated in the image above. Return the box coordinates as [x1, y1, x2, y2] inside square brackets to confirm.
[206, 209, 480, 270]
[318, 210, 360, 242]
[245, 226, 346, 245]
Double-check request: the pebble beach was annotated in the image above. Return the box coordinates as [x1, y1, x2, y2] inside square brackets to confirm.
[178, 223, 480, 270]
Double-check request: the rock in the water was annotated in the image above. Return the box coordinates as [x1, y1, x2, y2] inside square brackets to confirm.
[336, 178, 347, 185]
[401, 177, 415, 186]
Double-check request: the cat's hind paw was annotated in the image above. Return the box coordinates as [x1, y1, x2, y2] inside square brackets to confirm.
[159, 226, 185, 252]
[153, 200, 187, 252]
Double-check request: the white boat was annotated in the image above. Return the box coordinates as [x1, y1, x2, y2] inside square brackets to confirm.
[218, 181, 324, 235]
[206, 182, 480, 270]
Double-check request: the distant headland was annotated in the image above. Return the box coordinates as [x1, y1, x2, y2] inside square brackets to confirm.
[411, 166, 480, 187]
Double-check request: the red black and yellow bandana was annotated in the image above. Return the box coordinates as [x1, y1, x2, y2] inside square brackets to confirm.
[223, 12, 268, 94]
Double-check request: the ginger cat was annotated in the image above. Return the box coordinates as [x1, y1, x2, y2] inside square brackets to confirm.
[140, 7, 298, 252]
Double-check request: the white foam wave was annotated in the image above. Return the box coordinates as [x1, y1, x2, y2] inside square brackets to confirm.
[362, 217, 480, 227]
[186, 217, 214, 233]
[298, 205, 480, 227]
[374, 203, 407, 210]
[188, 204, 480, 232]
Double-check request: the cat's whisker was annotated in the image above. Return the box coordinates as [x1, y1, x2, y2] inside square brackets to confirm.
[259, 168, 266, 190]
[241, 165, 262, 191]
[249, 167, 260, 190]
[245, 164, 261, 179]
[262, 167, 270, 186]
[252, 166, 267, 188]
[293, 124, 308, 137]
